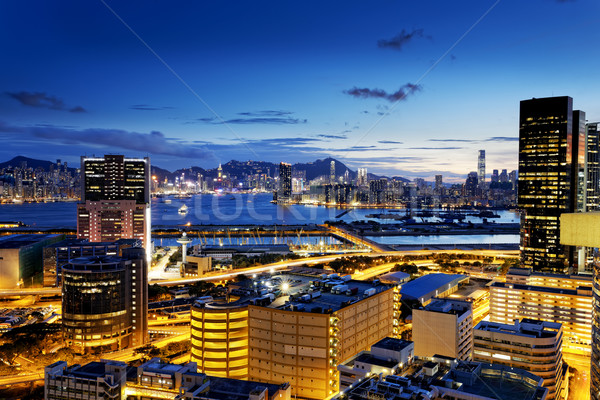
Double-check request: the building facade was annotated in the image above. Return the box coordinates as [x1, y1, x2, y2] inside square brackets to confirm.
[77, 155, 150, 252]
[278, 162, 292, 203]
[412, 299, 473, 361]
[473, 319, 564, 399]
[488, 281, 592, 354]
[61, 247, 148, 353]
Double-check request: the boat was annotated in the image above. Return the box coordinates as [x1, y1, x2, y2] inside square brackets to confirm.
[164, 199, 172, 204]
[178, 204, 188, 214]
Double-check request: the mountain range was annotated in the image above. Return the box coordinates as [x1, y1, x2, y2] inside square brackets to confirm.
[0, 156, 409, 183]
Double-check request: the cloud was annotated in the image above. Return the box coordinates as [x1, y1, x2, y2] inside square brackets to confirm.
[189, 115, 307, 125]
[0, 121, 214, 160]
[317, 134, 348, 140]
[6, 91, 86, 113]
[330, 145, 392, 152]
[344, 83, 421, 103]
[378, 140, 403, 144]
[429, 138, 477, 143]
[486, 136, 519, 142]
[130, 104, 174, 111]
[238, 110, 293, 117]
[377, 29, 430, 51]
[408, 146, 464, 150]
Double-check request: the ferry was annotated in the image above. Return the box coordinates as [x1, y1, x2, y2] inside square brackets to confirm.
[178, 204, 189, 214]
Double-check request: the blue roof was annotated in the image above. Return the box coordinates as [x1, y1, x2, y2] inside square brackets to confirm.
[400, 273, 468, 302]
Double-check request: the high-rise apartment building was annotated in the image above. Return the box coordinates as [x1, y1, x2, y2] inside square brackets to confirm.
[518, 96, 583, 272]
[434, 174, 443, 196]
[464, 172, 478, 197]
[278, 162, 292, 203]
[77, 155, 150, 253]
[477, 150, 485, 186]
[61, 247, 148, 353]
[473, 319, 564, 399]
[412, 299, 473, 361]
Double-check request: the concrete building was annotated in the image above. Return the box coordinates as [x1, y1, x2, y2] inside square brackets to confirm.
[0, 233, 64, 288]
[62, 247, 148, 353]
[474, 319, 564, 399]
[412, 299, 473, 361]
[559, 212, 600, 399]
[191, 273, 398, 399]
[278, 162, 292, 203]
[45, 358, 291, 400]
[488, 281, 592, 354]
[335, 358, 548, 400]
[399, 273, 469, 306]
[337, 337, 413, 391]
[505, 267, 592, 289]
[77, 155, 151, 253]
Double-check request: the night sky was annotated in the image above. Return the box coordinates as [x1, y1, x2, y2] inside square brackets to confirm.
[1, 0, 599, 181]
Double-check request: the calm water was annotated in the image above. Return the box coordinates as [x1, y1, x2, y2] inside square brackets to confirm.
[0, 193, 520, 229]
[366, 234, 520, 245]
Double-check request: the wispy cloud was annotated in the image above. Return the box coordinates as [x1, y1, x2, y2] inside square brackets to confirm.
[429, 138, 477, 143]
[344, 83, 421, 103]
[0, 121, 214, 160]
[408, 146, 463, 150]
[486, 136, 519, 142]
[379, 140, 403, 144]
[130, 104, 174, 111]
[377, 29, 430, 51]
[317, 134, 348, 140]
[6, 91, 86, 113]
[237, 110, 293, 117]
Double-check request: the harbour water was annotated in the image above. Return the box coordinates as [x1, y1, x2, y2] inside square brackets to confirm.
[0, 193, 520, 246]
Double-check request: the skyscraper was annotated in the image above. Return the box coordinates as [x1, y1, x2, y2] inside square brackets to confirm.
[330, 160, 336, 183]
[77, 155, 150, 253]
[278, 162, 292, 202]
[465, 172, 478, 197]
[518, 96, 581, 273]
[477, 150, 485, 186]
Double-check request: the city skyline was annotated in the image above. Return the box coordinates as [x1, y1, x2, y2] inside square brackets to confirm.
[1, 1, 599, 180]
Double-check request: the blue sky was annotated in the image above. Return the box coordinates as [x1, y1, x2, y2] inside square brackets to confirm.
[1, 0, 599, 181]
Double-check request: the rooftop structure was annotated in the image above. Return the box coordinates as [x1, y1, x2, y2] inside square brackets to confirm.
[399, 273, 469, 306]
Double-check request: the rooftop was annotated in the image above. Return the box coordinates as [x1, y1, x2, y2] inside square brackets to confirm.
[491, 281, 588, 296]
[0, 234, 61, 249]
[372, 337, 413, 352]
[199, 272, 392, 314]
[475, 319, 561, 339]
[206, 376, 285, 400]
[399, 273, 468, 303]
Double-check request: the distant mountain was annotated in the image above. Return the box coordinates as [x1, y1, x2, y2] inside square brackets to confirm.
[1, 155, 411, 183]
[0, 155, 77, 172]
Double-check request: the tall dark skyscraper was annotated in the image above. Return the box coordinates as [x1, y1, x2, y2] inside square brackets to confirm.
[77, 155, 150, 253]
[587, 122, 600, 211]
[278, 162, 292, 202]
[518, 96, 584, 273]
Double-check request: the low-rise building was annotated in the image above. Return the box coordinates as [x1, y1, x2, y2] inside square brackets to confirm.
[337, 337, 413, 391]
[335, 358, 548, 400]
[0, 233, 64, 288]
[192, 244, 291, 260]
[45, 358, 291, 400]
[412, 299, 473, 361]
[473, 319, 564, 399]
